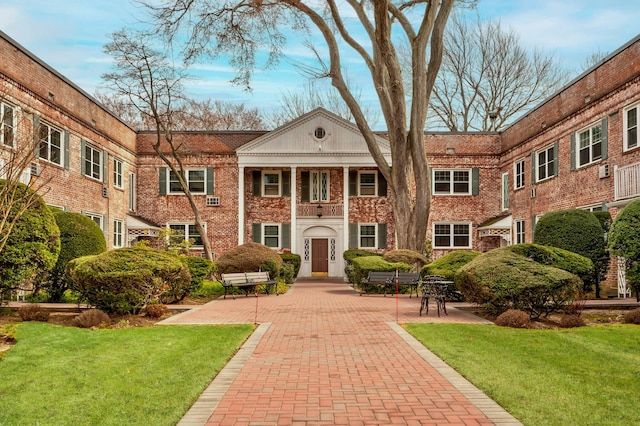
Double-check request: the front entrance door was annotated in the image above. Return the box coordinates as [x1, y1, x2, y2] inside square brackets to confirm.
[311, 239, 329, 277]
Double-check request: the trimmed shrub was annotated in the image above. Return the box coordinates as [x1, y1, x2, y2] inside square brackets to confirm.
[0, 180, 60, 303]
[505, 244, 594, 280]
[67, 247, 191, 315]
[347, 256, 411, 286]
[560, 314, 585, 328]
[383, 249, 429, 271]
[609, 200, 640, 301]
[72, 309, 110, 328]
[216, 242, 283, 278]
[343, 249, 382, 264]
[623, 308, 640, 325]
[172, 256, 215, 302]
[145, 304, 169, 319]
[534, 209, 608, 295]
[421, 250, 481, 280]
[456, 247, 582, 318]
[17, 304, 50, 322]
[46, 210, 107, 302]
[495, 309, 530, 328]
[280, 253, 301, 278]
[278, 262, 295, 284]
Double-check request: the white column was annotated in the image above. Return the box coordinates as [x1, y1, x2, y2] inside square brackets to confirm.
[343, 166, 349, 251]
[238, 166, 245, 245]
[290, 166, 297, 253]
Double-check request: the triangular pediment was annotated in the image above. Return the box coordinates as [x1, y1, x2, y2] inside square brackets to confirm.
[237, 108, 389, 166]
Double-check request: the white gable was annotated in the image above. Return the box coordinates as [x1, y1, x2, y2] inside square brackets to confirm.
[237, 108, 390, 167]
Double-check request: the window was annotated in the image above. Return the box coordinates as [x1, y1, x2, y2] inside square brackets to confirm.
[359, 224, 376, 248]
[433, 223, 471, 248]
[535, 144, 556, 182]
[263, 224, 280, 248]
[311, 171, 329, 202]
[433, 169, 472, 195]
[514, 219, 525, 244]
[576, 123, 602, 167]
[501, 173, 509, 211]
[625, 103, 639, 151]
[83, 143, 102, 180]
[1, 103, 15, 148]
[113, 219, 124, 248]
[129, 172, 136, 211]
[83, 212, 104, 231]
[113, 158, 123, 189]
[263, 172, 281, 196]
[168, 169, 206, 194]
[38, 122, 63, 166]
[514, 159, 525, 189]
[580, 204, 604, 212]
[168, 224, 204, 247]
[358, 172, 376, 196]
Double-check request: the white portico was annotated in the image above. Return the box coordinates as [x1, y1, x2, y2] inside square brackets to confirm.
[236, 108, 392, 278]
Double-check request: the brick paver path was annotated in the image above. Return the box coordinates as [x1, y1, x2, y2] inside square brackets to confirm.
[162, 279, 521, 425]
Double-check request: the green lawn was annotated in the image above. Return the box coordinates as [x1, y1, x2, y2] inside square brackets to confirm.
[0, 322, 253, 426]
[405, 323, 640, 426]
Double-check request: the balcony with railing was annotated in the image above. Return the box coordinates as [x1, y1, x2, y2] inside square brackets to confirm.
[296, 203, 344, 218]
[614, 162, 640, 201]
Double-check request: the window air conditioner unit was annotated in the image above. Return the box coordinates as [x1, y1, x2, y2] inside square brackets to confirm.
[530, 188, 536, 198]
[598, 164, 610, 179]
[102, 186, 108, 198]
[206, 196, 220, 206]
[30, 162, 40, 176]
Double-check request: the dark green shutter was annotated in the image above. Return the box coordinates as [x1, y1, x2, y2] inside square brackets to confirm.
[159, 167, 167, 195]
[206, 167, 214, 195]
[252, 223, 261, 243]
[281, 223, 291, 249]
[378, 223, 387, 249]
[378, 171, 387, 196]
[102, 150, 108, 183]
[252, 171, 261, 196]
[349, 223, 358, 249]
[349, 170, 357, 196]
[64, 131, 70, 170]
[33, 115, 40, 157]
[570, 134, 576, 171]
[81, 140, 86, 175]
[553, 140, 559, 177]
[301, 171, 310, 202]
[601, 117, 608, 160]
[282, 170, 290, 197]
[471, 168, 480, 195]
[531, 151, 536, 184]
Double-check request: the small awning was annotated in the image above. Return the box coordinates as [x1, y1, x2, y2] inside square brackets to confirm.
[478, 214, 512, 241]
[126, 215, 161, 239]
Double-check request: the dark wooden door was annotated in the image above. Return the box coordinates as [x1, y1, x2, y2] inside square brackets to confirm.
[311, 239, 329, 276]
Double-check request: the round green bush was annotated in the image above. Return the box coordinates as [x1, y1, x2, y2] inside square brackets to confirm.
[216, 242, 283, 278]
[343, 249, 382, 264]
[46, 210, 107, 302]
[534, 208, 607, 294]
[505, 244, 594, 280]
[67, 247, 191, 314]
[421, 250, 481, 280]
[456, 247, 582, 318]
[0, 180, 60, 300]
[174, 256, 215, 302]
[280, 252, 301, 278]
[347, 256, 411, 285]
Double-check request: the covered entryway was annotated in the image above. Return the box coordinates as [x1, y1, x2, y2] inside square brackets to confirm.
[311, 239, 329, 276]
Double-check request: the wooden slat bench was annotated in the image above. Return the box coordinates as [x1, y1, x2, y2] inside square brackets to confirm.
[221, 271, 278, 299]
[360, 271, 420, 297]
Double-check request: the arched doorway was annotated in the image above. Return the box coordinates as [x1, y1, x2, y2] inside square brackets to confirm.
[301, 225, 339, 278]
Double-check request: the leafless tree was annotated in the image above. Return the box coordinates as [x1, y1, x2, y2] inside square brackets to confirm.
[581, 48, 609, 72]
[101, 28, 214, 260]
[142, 0, 463, 252]
[425, 12, 568, 131]
[267, 80, 380, 129]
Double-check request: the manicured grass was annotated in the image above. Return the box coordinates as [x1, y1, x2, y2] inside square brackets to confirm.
[405, 323, 640, 425]
[0, 322, 253, 425]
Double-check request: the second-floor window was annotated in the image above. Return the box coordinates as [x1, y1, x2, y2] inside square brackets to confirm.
[433, 169, 479, 195]
[169, 169, 206, 194]
[263, 172, 281, 196]
[83, 142, 103, 180]
[514, 159, 525, 189]
[577, 123, 602, 167]
[1, 103, 15, 148]
[534, 143, 557, 182]
[625, 103, 639, 151]
[38, 123, 63, 166]
[311, 171, 329, 202]
[113, 158, 123, 188]
[359, 172, 376, 196]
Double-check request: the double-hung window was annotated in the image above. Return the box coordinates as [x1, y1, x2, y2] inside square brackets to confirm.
[1, 103, 15, 148]
[113, 219, 124, 248]
[263, 224, 280, 248]
[514, 219, 525, 244]
[113, 158, 123, 189]
[501, 173, 509, 211]
[358, 172, 376, 196]
[433, 223, 471, 249]
[83, 143, 102, 180]
[514, 159, 525, 189]
[263, 172, 281, 196]
[359, 224, 376, 248]
[38, 122, 63, 166]
[169, 169, 206, 194]
[535, 144, 556, 182]
[576, 123, 603, 167]
[433, 169, 472, 195]
[624, 103, 639, 151]
[83, 212, 104, 231]
[168, 224, 203, 246]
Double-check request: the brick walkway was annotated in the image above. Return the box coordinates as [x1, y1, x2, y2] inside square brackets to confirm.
[160, 279, 521, 425]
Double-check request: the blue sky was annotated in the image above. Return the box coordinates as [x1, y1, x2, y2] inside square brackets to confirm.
[1, 0, 639, 118]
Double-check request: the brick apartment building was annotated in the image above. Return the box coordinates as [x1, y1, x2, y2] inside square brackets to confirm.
[1, 30, 640, 288]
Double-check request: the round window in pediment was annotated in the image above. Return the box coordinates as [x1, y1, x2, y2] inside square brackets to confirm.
[314, 127, 326, 140]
